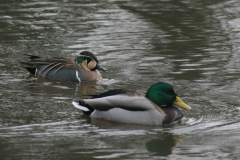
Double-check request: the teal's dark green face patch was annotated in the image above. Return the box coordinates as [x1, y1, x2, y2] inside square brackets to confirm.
[79, 51, 98, 63]
[75, 56, 93, 66]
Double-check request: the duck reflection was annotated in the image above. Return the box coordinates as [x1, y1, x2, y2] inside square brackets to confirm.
[145, 132, 178, 157]
[23, 76, 98, 98]
[75, 115, 180, 158]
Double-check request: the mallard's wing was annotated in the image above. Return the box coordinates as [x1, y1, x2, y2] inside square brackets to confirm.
[83, 89, 161, 112]
[89, 89, 143, 98]
[73, 89, 148, 112]
[84, 95, 151, 111]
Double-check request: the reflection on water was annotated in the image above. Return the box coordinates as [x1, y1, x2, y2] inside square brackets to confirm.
[0, 119, 180, 159]
[146, 133, 178, 157]
[1, 0, 240, 159]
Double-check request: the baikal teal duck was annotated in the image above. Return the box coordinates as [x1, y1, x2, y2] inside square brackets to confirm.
[20, 51, 107, 82]
[72, 82, 191, 125]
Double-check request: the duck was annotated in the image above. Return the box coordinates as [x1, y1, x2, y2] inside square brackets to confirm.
[72, 82, 191, 125]
[19, 51, 107, 82]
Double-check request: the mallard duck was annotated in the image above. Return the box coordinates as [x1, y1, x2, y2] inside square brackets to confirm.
[19, 51, 107, 82]
[72, 82, 191, 125]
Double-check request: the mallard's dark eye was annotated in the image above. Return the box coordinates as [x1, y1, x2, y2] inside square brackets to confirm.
[167, 91, 175, 95]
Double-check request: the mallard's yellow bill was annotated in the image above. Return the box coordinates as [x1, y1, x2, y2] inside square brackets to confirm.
[173, 96, 191, 110]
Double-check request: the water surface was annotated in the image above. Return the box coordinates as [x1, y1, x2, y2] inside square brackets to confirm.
[1, 0, 240, 159]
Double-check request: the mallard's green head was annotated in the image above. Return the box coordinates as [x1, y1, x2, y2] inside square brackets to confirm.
[75, 51, 107, 72]
[146, 82, 191, 110]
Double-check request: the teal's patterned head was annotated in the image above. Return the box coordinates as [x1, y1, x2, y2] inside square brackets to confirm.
[75, 51, 107, 72]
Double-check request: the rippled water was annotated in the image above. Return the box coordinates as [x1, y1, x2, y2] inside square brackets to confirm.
[1, 0, 240, 159]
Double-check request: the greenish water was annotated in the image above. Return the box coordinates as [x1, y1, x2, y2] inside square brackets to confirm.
[1, 0, 240, 159]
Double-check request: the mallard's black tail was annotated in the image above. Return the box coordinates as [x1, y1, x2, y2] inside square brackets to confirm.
[72, 100, 94, 115]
